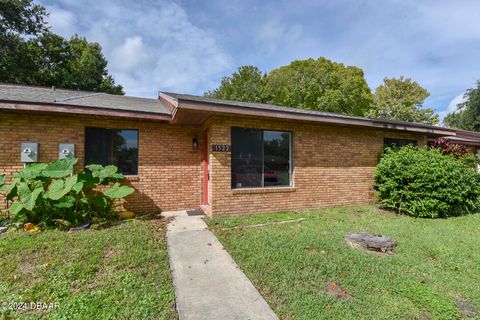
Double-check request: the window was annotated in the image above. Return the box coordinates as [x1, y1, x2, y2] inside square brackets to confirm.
[384, 138, 417, 148]
[231, 127, 292, 188]
[85, 127, 138, 175]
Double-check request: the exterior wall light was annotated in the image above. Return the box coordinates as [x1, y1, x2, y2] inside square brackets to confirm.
[192, 138, 199, 150]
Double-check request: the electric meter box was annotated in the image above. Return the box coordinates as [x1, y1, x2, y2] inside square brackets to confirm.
[59, 143, 75, 159]
[21, 142, 39, 163]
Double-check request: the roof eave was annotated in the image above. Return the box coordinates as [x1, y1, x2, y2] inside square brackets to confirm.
[172, 97, 456, 136]
[0, 101, 172, 121]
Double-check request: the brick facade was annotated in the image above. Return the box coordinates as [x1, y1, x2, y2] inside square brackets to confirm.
[206, 116, 427, 215]
[1, 110, 427, 216]
[0, 111, 202, 213]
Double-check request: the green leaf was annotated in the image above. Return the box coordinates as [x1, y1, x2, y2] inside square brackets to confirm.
[9, 202, 24, 215]
[54, 196, 75, 208]
[15, 163, 48, 180]
[78, 172, 99, 187]
[93, 196, 108, 208]
[85, 164, 103, 172]
[72, 181, 84, 194]
[18, 186, 43, 211]
[52, 219, 72, 227]
[41, 158, 78, 178]
[93, 165, 118, 178]
[112, 172, 124, 180]
[0, 175, 6, 192]
[103, 182, 134, 199]
[6, 179, 18, 201]
[46, 175, 78, 200]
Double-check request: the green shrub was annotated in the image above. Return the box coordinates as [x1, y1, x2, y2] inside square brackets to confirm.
[374, 146, 480, 218]
[0, 158, 134, 227]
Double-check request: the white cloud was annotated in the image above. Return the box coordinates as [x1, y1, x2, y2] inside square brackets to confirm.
[438, 92, 467, 120]
[111, 36, 152, 73]
[256, 19, 303, 55]
[45, 5, 76, 38]
[447, 93, 467, 113]
[41, 0, 232, 97]
[39, 0, 480, 113]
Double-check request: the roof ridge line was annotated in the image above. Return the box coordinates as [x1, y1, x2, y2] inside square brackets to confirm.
[54, 92, 105, 103]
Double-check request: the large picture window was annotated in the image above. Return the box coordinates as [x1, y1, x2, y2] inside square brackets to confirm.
[85, 127, 138, 175]
[231, 127, 292, 188]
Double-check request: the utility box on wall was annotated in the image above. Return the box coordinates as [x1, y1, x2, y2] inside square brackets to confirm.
[21, 142, 39, 163]
[59, 143, 75, 159]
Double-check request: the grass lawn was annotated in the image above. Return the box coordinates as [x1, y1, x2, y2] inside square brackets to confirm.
[207, 206, 480, 320]
[0, 218, 176, 319]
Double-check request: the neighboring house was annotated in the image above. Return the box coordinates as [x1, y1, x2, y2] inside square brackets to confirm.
[1, 83, 479, 216]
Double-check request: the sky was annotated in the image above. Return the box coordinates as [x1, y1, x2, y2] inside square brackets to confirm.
[40, 0, 480, 119]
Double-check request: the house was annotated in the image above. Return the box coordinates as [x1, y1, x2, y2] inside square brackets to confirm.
[1, 83, 479, 216]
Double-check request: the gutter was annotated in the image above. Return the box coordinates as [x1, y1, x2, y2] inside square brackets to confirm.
[172, 96, 457, 136]
[0, 101, 172, 122]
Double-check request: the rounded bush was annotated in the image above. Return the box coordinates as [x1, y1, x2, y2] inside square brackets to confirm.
[374, 146, 480, 218]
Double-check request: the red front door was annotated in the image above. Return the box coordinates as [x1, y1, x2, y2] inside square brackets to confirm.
[202, 130, 209, 205]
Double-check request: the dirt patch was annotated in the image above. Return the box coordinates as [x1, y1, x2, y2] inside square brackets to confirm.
[453, 295, 477, 318]
[377, 207, 403, 217]
[19, 248, 47, 276]
[325, 282, 352, 301]
[19, 259, 36, 276]
[103, 245, 118, 261]
[304, 246, 317, 253]
[211, 218, 305, 232]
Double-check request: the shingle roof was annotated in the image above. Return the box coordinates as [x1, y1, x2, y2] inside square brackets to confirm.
[162, 92, 454, 132]
[0, 84, 459, 135]
[0, 83, 171, 115]
[163, 92, 367, 120]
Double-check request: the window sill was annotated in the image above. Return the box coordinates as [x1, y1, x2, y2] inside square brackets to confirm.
[232, 187, 297, 195]
[124, 175, 140, 181]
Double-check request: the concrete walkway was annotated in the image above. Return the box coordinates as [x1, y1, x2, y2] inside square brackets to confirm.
[163, 210, 279, 320]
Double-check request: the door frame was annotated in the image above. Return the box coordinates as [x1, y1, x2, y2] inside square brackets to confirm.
[201, 129, 210, 205]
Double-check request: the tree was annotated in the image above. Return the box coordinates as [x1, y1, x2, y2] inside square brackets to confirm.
[263, 58, 372, 116]
[206, 58, 373, 116]
[367, 77, 439, 125]
[444, 81, 480, 131]
[0, 0, 47, 37]
[0, 0, 123, 94]
[205, 66, 264, 102]
[0, 0, 47, 82]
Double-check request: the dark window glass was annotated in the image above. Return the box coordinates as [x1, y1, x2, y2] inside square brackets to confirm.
[263, 131, 291, 187]
[231, 127, 292, 188]
[384, 138, 417, 148]
[85, 127, 138, 175]
[231, 128, 263, 188]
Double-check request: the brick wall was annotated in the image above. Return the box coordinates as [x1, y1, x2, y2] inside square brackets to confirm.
[1, 110, 429, 216]
[0, 111, 202, 212]
[206, 116, 427, 215]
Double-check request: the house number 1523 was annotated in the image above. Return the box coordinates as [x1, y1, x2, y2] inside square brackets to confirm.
[212, 144, 231, 152]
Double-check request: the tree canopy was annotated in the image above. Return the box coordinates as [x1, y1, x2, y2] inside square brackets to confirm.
[206, 57, 373, 116]
[367, 77, 439, 125]
[0, 0, 123, 94]
[444, 81, 480, 131]
[205, 65, 264, 103]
